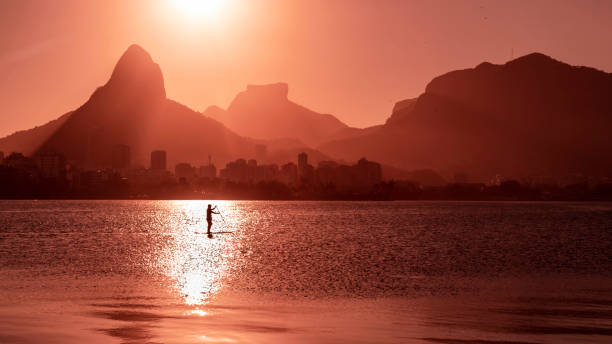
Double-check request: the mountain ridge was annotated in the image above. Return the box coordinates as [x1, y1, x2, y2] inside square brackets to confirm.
[319, 52, 612, 181]
[3, 49, 610, 184]
[204, 82, 350, 146]
[0, 45, 342, 171]
[1, 44, 255, 168]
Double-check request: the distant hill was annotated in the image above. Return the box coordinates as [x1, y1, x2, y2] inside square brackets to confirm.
[2, 45, 256, 168]
[385, 98, 417, 125]
[5, 49, 610, 183]
[0, 111, 72, 156]
[0, 45, 342, 170]
[320, 53, 612, 182]
[203, 83, 349, 146]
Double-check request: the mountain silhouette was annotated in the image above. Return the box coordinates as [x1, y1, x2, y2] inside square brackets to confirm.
[3, 49, 610, 183]
[0, 44, 255, 168]
[0, 111, 72, 156]
[385, 98, 417, 125]
[319, 53, 612, 181]
[204, 83, 349, 146]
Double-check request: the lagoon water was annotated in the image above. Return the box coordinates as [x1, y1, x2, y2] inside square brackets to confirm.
[0, 200, 611, 343]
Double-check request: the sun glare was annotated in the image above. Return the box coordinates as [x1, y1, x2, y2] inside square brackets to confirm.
[173, 0, 227, 21]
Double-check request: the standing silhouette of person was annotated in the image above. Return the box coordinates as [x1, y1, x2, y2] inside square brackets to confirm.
[206, 204, 220, 235]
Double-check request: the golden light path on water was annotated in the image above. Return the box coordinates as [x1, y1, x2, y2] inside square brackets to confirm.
[159, 201, 240, 311]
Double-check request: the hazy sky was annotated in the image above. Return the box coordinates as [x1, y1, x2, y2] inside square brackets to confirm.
[1, 0, 611, 137]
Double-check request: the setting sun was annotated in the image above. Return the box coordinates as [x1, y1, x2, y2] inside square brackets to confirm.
[172, 0, 228, 21]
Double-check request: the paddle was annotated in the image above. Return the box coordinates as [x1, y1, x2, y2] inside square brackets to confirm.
[214, 206, 227, 224]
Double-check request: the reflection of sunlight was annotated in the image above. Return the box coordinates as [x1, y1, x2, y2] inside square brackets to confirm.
[186, 308, 208, 316]
[199, 335, 237, 343]
[160, 200, 237, 306]
[181, 271, 217, 305]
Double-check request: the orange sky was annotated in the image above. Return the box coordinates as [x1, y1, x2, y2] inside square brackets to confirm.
[1, 0, 612, 137]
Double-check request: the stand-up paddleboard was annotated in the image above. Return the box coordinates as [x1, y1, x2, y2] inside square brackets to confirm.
[195, 231, 234, 234]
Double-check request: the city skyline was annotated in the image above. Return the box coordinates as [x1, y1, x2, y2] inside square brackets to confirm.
[3, 43, 612, 185]
[2, 144, 610, 201]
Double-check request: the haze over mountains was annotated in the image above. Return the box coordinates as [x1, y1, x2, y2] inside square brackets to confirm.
[0, 45, 344, 172]
[1, 45, 611, 183]
[204, 83, 349, 147]
[320, 53, 612, 181]
[1, 45, 257, 168]
[0, 112, 72, 157]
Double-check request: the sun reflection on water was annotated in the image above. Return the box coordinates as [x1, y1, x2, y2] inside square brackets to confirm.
[186, 308, 208, 316]
[161, 200, 237, 306]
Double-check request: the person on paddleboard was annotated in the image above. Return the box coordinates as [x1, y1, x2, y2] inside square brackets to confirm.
[206, 204, 220, 234]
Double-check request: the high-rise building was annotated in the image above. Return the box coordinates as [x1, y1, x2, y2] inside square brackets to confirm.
[220, 159, 248, 182]
[297, 152, 314, 185]
[112, 144, 131, 169]
[219, 158, 280, 183]
[150, 150, 167, 170]
[298, 152, 308, 169]
[199, 155, 217, 179]
[280, 162, 298, 186]
[316, 161, 339, 185]
[175, 163, 196, 182]
[255, 144, 267, 163]
[199, 164, 217, 179]
[37, 152, 66, 179]
[354, 158, 382, 189]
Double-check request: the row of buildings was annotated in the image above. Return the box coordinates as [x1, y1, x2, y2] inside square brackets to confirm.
[0, 146, 383, 192]
[218, 152, 382, 192]
[110, 145, 382, 191]
[161, 150, 382, 192]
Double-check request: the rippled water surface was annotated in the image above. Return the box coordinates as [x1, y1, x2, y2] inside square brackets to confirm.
[1, 200, 611, 343]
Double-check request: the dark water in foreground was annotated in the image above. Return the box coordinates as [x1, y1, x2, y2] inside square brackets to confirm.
[0, 201, 611, 344]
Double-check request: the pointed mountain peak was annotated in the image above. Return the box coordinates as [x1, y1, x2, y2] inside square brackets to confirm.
[115, 44, 154, 67]
[124, 44, 150, 57]
[105, 44, 166, 99]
